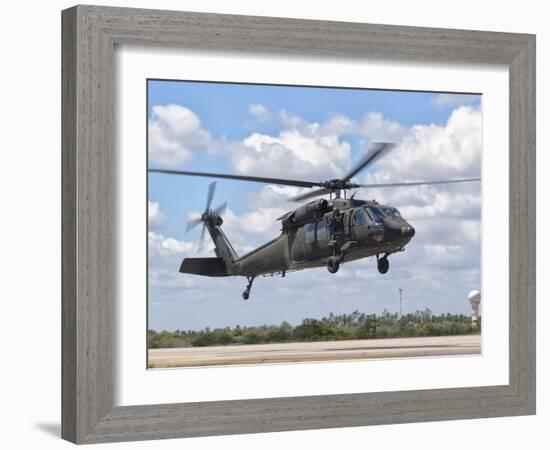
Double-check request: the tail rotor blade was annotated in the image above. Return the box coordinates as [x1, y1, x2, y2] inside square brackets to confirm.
[188, 184, 227, 253]
[213, 201, 227, 216]
[205, 181, 216, 212]
[186, 216, 203, 233]
[197, 223, 207, 252]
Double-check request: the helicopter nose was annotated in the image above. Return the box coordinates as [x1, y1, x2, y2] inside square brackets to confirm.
[401, 225, 415, 238]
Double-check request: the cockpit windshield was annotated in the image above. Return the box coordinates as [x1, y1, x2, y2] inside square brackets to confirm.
[365, 206, 385, 222]
[381, 207, 402, 219]
[365, 206, 402, 221]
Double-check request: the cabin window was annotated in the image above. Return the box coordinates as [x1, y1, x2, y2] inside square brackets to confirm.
[305, 222, 315, 243]
[317, 220, 327, 240]
[352, 209, 368, 226]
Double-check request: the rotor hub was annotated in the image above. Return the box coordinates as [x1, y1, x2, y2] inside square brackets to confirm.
[320, 180, 358, 191]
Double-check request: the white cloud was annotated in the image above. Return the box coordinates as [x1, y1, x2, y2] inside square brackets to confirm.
[148, 104, 211, 168]
[320, 112, 408, 142]
[359, 112, 409, 141]
[376, 186, 481, 221]
[432, 93, 481, 108]
[148, 231, 195, 257]
[276, 109, 311, 130]
[229, 130, 352, 180]
[147, 103, 409, 184]
[246, 184, 305, 208]
[148, 231, 197, 290]
[460, 220, 482, 244]
[227, 107, 409, 182]
[239, 208, 286, 236]
[248, 103, 271, 122]
[148, 201, 165, 230]
[366, 106, 482, 182]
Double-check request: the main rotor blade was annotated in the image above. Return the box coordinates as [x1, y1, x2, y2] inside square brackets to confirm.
[205, 181, 216, 212]
[287, 187, 333, 202]
[148, 168, 319, 188]
[342, 142, 395, 181]
[356, 177, 481, 188]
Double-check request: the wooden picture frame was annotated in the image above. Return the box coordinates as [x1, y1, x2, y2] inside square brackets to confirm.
[61, 5, 536, 444]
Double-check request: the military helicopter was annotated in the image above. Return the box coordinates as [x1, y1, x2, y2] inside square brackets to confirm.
[149, 143, 480, 299]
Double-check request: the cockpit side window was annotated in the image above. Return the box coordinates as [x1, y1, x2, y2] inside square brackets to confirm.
[352, 209, 368, 226]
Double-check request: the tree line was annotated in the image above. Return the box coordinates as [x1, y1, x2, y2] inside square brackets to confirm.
[148, 309, 480, 348]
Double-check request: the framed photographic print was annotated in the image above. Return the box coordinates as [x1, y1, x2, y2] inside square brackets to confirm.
[145, 80, 484, 370]
[62, 5, 535, 444]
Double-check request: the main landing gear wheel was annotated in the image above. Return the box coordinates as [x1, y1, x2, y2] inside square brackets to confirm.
[377, 255, 389, 274]
[327, 256, 341, 274]
[242, 276, 255, 300]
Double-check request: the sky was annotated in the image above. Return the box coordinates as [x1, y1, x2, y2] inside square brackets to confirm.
[147, 79, 482, 332]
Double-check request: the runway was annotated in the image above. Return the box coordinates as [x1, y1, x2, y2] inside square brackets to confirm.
[148, 334, 481, 368]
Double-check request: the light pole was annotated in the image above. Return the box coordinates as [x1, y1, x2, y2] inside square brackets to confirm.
[399, 288, 402, 318]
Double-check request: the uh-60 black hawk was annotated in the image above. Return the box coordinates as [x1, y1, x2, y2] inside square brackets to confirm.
[149, 143, 480, 300]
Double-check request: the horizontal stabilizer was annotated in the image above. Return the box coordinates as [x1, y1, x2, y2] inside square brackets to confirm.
[179, 257, 228, 277]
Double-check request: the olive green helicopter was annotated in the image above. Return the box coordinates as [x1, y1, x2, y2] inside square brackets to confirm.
[149, 143, 480, 299]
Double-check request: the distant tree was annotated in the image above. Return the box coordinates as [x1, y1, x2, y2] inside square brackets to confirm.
[148, 310, 479, 348]
[242, 330, 264, 345]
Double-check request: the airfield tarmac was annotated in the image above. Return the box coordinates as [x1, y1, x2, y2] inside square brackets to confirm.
[148, 334, 481, 368]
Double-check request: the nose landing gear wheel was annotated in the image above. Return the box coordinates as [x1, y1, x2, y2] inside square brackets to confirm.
[327, 256, 341, 274]
[242, 290, 250, 300]
[377, 255, 389, 274]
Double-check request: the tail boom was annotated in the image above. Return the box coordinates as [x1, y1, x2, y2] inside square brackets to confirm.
[205, 216, 238, 270]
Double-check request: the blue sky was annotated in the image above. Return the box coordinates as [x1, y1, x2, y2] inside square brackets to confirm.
[148, 80, 464, 134]
[147, 79, 481, 331]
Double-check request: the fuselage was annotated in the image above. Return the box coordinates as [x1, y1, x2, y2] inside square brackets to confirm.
[231, 198, 415, 277]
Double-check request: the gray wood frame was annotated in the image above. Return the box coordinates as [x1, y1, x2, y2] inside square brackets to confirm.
[62, 5, 536, 444]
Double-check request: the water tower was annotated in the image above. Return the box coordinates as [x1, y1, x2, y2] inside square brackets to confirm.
[468, 290, 481, 328]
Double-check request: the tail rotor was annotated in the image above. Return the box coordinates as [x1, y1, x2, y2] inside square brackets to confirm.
[186, 181, 228, 252]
